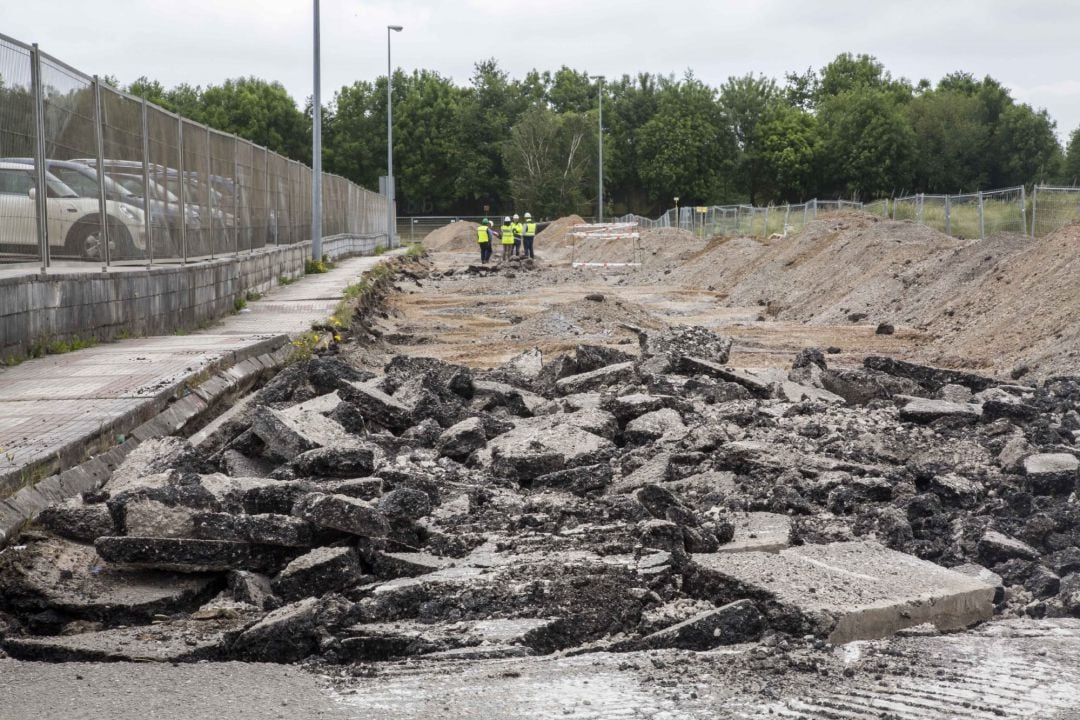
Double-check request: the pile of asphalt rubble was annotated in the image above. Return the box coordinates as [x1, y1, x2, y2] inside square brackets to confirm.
[1, 320, 1079, 668]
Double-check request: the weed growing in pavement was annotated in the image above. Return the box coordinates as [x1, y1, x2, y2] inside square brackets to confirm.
[373, 244, 388, 256]
[305, 259, 336, 275]
[278, 274, 297, 286]
[404, 243, 425, 258]
[44, 336, 97, 356]
[233, 295, 248, 312]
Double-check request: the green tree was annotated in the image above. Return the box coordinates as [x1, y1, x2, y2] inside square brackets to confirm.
[392, 70, 467, 213]
[756, 106, 822, 202]
[503, 105, 594, 216]
[605, 73, 659, 213]
[819, 87, 915, 198]
[719, 73, 781, 203]
[1063, 126, 1080, 185]
[636, 76, 736, 206]
[994, 103, 1062, 186]
[906, 90, 988, 192]
[199, 78, 309, 160]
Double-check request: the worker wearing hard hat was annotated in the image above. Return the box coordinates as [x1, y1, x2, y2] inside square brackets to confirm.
[500, 216, 515, 261]
[522, 212, 537, 259]
[476, 218, 496, 264]
[511, 214, 523, 256]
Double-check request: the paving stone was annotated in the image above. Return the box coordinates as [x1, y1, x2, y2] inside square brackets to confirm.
[272, 546, 363, 600]
[687, 541, 995, 643]
[554, 362, 636, 396]
[95, 536, 283, 573]
[1022, 453, 1079, 495]
[899, 398, 982, 424]
[251, 404, 357, 461]
[293, 492, 390, 538]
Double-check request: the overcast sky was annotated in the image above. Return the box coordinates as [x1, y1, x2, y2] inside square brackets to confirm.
[4, 1, 1079, 142]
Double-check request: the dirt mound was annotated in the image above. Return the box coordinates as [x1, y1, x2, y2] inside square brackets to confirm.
[502, 295, 664, 344]
[540, 223, 706, 268]
[424, 221, 480, 252]
[534, 215, 587, 249]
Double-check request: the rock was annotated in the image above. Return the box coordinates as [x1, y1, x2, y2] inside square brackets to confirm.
[554, 362, 636, 396]
[978, 530, 1040, 565]
[371, 551, 455, 579]
[630, 600, 763, 650]
[1022, 453, 1079, 496]
[378, 488, 433, 521]
[641, 326, 733, 369]
[820, 367, 926, 405]
[792, 348, 827, 371]
[1048, 547, 1080, 577]
[293, 492, 390, 538]
[0, 536, 215, 623]
[975, 387, 1037, 421]
[36, 500, 115, 543]
[951, 563, 1005, 604]
[231, 596, 323, 662]
[938, 384, 974, 404]
[864, 356, 997, 393]
[584, 293, 605, 302]
[624, 408, 687, 444]
[95, 537, 282, 573]
[320, 477, 383, 501]
[499, 347, 544, 381]
[532, 464, 613, 496]
[929, 473, 984, 507]
[899, 398, 982, 424]
[191, 513, 314, 547]
[251, 403, 357, 461]
[228, 570, 279, 610]
[1024, 565, 1061, 599]
[687, 541, 995, 643]
[286, 446, 377, 478]
[602, 393, 688, 423]
[875, 323, 895, 335]
[271, 546, 363, 600]
[561, 408, 620, 440]
[436, 417, 489, 460]
[487, 419, 615, 482]
[338, 381, 414, 433]
[472, 380, 547, 416]
[338, 618, 557, 661]
[676, 358, 772, 398]
[574, 345, 634, 373]
[716, 512, 792, 554]
[222, 450, 274, 478]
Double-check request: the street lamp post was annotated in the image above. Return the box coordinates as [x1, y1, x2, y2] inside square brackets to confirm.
[311, 0, 323, 261]
[673, 196, 680, 230]
[590, 75, 605, 223]
[387, 25, 403, 247]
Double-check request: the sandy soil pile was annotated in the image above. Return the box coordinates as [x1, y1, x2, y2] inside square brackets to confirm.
[534, 215, 587, 249]
[424, 221, 480, 252]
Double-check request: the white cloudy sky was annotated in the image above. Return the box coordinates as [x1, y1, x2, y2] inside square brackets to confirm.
[3, 0, 1079, 141]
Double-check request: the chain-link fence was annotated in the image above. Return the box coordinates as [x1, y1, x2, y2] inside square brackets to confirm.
[0, 31, 389, 269]
[1030, 186, 1080, 238]
[891, 188, 1026, 239]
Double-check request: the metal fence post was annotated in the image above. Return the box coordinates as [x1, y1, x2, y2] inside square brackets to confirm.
[140, 98, 153, 266]
[763, 206, 769, 238]
[944, 195, 951, 236]
[783, 203, 790, 236]
[1030, 186, 1038, 238]
[233, 136, 239, 256]
[265, 146, 273, 246]
[30, 44, 49, 272]
[207, 126, 214, 259]
[1019, 186, 1027, 237]
[92, 77, 110, 270]
[977, 191, 985, 240]
[177, 116, 187, 264]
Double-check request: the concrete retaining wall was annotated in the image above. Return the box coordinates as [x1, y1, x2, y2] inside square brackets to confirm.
[0, 234, 384, 359]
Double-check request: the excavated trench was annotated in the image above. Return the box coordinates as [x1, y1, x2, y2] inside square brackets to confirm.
[0, 249, 1078, 718]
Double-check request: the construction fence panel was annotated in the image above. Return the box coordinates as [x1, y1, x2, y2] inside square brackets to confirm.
[99, 86, 148, 263]
[981, 187, 1026, 237]
[234, 139, 253, 253]
[0, 35, 40, 264]
[268, 152, 291, 245]
[180, 119, 212, 258]
[1032, 186, 1080, 238]
[145, 105, 182, 260]
[208, 130, 236, 256]
[250, 144, 268, 251]
[39, 54, 104, 263]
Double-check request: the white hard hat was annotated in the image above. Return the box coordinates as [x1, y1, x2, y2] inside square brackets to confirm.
[524, 212, 532, 219]
[512, 214, 520, 220]
[504, 216, 511, 223]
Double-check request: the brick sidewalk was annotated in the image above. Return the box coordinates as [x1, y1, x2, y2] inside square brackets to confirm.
[0, 253, 395, 494]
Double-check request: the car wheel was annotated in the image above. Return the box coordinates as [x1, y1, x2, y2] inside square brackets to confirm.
[64, 220, 103, 260]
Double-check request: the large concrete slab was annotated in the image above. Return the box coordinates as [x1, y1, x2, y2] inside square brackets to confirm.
[715, 512, 792, 554]
[689, 540, 994, 644]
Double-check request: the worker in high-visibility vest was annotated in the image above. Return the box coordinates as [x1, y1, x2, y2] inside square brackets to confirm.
[500, 216, 515, 261]
[522, 212, 537, 259]
[476, 218, 496, 264]
[511, 214, 523, 256]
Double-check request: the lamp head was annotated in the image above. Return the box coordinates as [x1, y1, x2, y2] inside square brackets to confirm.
[388, 25, 403, 32]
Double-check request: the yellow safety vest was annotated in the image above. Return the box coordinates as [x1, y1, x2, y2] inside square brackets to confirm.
[500, 224, 514, 244]
[512, 222, 524, 240]
[477, 225, 489, 243]
[525, 221, 537, 237]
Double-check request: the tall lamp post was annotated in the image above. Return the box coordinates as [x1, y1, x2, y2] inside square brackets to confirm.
[311, 0, 323, 260]
[590, 75, 605, 223]
[673, 196, 680, 230]
[387, 24, 403, 247]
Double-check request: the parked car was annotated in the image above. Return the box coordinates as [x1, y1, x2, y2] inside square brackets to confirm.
[0, 161, 146, 259]
[67, 158, 202, 237]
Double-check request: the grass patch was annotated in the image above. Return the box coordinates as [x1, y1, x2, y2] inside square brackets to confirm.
[404, 243, 425, 258]
[373, 244, 388, 256]
[278, 274, 297, 286]
[233, 295, 248, 312]
[305, 258, 336, 275]
[41, 336, 96, 356]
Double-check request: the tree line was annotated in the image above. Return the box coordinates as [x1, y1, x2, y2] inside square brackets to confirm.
[123, 53, 1080, 218]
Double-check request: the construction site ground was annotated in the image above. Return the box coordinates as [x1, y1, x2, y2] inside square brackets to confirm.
[2, 212, 1079, 719]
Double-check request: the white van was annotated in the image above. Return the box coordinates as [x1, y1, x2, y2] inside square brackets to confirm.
[0, 161, 146, 260]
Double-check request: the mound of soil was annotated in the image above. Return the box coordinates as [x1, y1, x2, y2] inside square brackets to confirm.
[501, 295, 664, 344]
[424, 221, 480, 252]
[534, 215, 587, 249]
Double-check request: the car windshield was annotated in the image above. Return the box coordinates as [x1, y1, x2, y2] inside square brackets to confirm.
[52, 166, 135, 200]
